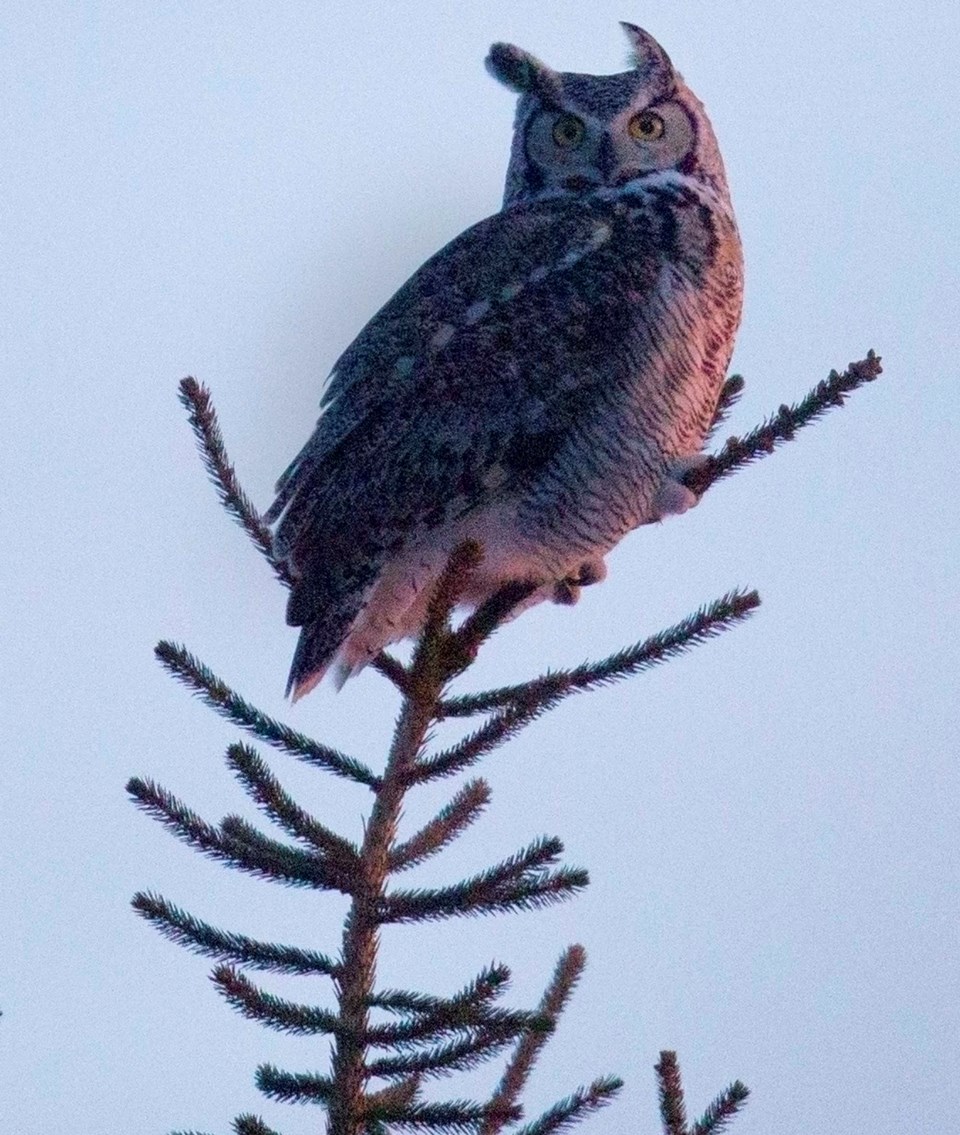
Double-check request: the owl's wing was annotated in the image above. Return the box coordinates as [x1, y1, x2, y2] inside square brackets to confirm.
[268, 195, 661, 632]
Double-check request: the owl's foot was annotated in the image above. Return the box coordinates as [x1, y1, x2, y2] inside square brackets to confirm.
[552, 556, 608, 606]
[654, 455, 709, 517]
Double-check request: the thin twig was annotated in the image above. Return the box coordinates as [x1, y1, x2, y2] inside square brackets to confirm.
[684, 352, 882, 497]
[178, 377, 291, 587]
[154, 640, 379, 789]
[438, 589, 760, 721]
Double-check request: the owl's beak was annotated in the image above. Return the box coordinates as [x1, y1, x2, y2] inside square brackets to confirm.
[596, 133, 618, 180]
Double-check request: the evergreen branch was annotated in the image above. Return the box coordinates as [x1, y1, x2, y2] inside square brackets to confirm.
[482, 946, 587, 1135]
[127, 778, 342, 891]
[691, 1082, 750, 1135]
[258, 1067, 520, 1129]
[367, 1005, 545, 1049]
[257, 1064, 334, 1103]
[367, 1030, 516, 1080]
[381, 866, 587, 924]
[233, 1114, 284, 1135]
[212, 964, 345, 1036]
[406, 540, 485, 694]
[225, 742, 361, 868]
[155, 640, 379, 789]
[512, 1075, 624, 1135]
[423, 542, 484, 641]
[372, 651, 413, 697]
[445, 580, 541, 672]
[220, 814, 355, 893]
[131, 891, 339, 975]
[364, 1076, 422, 1117]
[655, 1051, 689, 1135]
[438, 589, 760, 720]
[704, 374, 745, 444]
[410, 696, 558, 782]
[368, 963, 510, 1016]
[360, 1100, 520, 1133]
[389, 779, 492, 871]
[178, 377, 289, 587]
[381, 838, 584, 924]
[683, 352, 883, 496]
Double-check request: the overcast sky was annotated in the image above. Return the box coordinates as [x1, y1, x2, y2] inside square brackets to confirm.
[3, 3, 958, 1133]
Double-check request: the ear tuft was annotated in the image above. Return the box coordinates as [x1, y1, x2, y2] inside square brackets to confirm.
[485, 42, 561, 104]
[619, 23, 675, 86]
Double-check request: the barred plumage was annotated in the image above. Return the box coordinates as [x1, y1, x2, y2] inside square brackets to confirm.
[267, 24, 743, 698]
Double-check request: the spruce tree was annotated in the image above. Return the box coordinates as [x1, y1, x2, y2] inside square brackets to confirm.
[129, 353, 881, 1133]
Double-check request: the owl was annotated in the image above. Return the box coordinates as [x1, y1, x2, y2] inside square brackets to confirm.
[266, 24, 743, 699]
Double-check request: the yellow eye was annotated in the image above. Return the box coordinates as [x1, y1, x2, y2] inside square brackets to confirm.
[552, 113, 586, 148]
[628, 111, 665, 142]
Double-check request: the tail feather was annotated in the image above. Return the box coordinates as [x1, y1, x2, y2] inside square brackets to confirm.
[286, 601, 363, 701]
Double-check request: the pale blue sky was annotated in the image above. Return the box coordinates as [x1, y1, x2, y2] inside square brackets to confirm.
[2, 3, 958, 1133]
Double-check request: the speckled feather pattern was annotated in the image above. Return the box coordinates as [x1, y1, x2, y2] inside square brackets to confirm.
[267, 26, 743, 697]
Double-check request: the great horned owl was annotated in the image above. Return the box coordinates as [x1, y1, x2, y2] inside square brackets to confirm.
[266, 24, 743, 699]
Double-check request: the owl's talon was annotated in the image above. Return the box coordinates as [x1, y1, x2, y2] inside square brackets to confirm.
[573, 557, 607, 587]
[553, 556, 607, 605]
[654, 456, 709, 517]
[553, 579, 581, 605]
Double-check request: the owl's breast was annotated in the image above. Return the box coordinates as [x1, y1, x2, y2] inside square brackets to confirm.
[505, 189, 742, 561]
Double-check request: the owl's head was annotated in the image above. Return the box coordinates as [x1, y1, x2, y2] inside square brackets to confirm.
[487, 24, 729, 208]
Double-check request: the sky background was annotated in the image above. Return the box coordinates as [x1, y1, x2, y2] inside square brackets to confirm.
[2, 2, 958, 1132]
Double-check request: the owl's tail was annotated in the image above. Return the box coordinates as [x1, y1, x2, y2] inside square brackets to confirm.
[286, 603, 363, 701]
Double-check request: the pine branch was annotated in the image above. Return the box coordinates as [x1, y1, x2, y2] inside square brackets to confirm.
[233, 1117, 283, 1135]
[389, 779, 492, 872]
[155, 640, 379, 789]
[178, 377, 290, 587]
[365, 1076, 422, 1111]
[481, 946, 588, 1135]
[683, 352, 882, 497]
[367, 1030, 517, 1080]
[655, 1052, 749, 1135]
[360, 1100, 521, 1133]
[212, 965, 345, 1036]
[691, 1082, 750, 1135]
[512, 1075, 623, 1135]
[127, 778, 345, 891]
[381, 870, 587, 925]
[131, 891, 339, 975]
[438, 589, 760, 720]
[257, 1064, 334, 1104]
[367, 1004, 546, 1049]
[381, 838, 586, 925]
[445, 580, 541, 671]
[258, 1067, 520, 1130]
[220, 813, 356, 894]
[211, 965, 535, 1051]
[420, 541, 485, 648]
[225, 742, 361, 868]
[368, 963, 510, 1016]
[372, 651, 413, 697]
[410, 696, 559, 783]
[704, 374, 745, 444]
[656, 1051, 688, 1135]
[404, 540, 486, 696]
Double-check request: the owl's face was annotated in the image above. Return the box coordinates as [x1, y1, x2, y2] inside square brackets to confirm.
[487, 24, 729, 209]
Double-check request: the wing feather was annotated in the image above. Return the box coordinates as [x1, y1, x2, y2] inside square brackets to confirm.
[269, 195, 665, 629]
